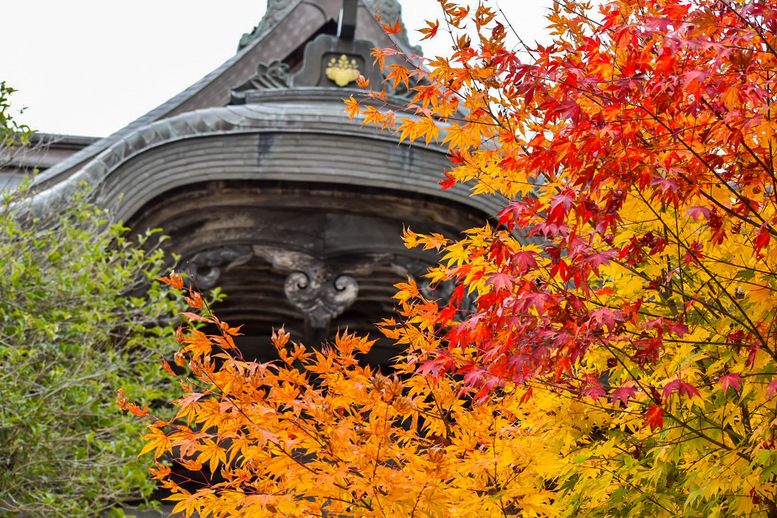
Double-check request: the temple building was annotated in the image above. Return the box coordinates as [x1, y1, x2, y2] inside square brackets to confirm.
[10, 0, 498, 366]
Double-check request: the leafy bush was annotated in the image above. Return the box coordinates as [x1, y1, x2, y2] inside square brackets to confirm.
[0, 185, 180, 517]
[0, 81, 31, 147]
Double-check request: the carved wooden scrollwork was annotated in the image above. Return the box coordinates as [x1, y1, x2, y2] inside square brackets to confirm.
[187, 245, 366, 330]
[186, 245, 253, 289]
[253, 246, 362, 329]
[284, 266, 359, 329]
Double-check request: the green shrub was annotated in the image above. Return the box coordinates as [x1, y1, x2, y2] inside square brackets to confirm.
[0, 185, 180, 517]
[0, 81, 31, 147]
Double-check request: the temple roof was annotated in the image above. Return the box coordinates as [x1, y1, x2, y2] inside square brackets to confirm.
[32, 0, 420, 190]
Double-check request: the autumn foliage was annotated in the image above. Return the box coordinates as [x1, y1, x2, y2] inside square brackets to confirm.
[126, 273, 556, 516]
[129, 0, 777, 516]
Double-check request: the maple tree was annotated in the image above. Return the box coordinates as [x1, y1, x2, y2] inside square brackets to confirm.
[130, 0, 777, 516]
[126, 274, 558, 517]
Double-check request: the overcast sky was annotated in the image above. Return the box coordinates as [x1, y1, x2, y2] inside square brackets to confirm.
[0, 1, 551, 137]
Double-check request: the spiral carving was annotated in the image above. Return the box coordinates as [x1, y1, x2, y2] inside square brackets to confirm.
[284, 267, 359, 328]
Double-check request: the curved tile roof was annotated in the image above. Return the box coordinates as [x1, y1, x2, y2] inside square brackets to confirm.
[31, 91, 502, 221]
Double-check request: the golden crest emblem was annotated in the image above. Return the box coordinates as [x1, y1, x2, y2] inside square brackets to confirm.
[325, 54, 360, 87]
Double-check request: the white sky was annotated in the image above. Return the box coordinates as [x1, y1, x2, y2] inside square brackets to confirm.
[0, 0, 551, 137]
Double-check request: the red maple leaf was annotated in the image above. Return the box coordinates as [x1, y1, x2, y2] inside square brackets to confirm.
[487, 272, 515, 292]
[767, 380, 777, 398]
[719, 373, 742, 392]
[753, 225, 770, 255]
[611, 386, 637, 408]
[644, 404, 664, 430]
[439, 172, 456, 190]
[663, 379, 700, 399]
[512, 251, 539, 273]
